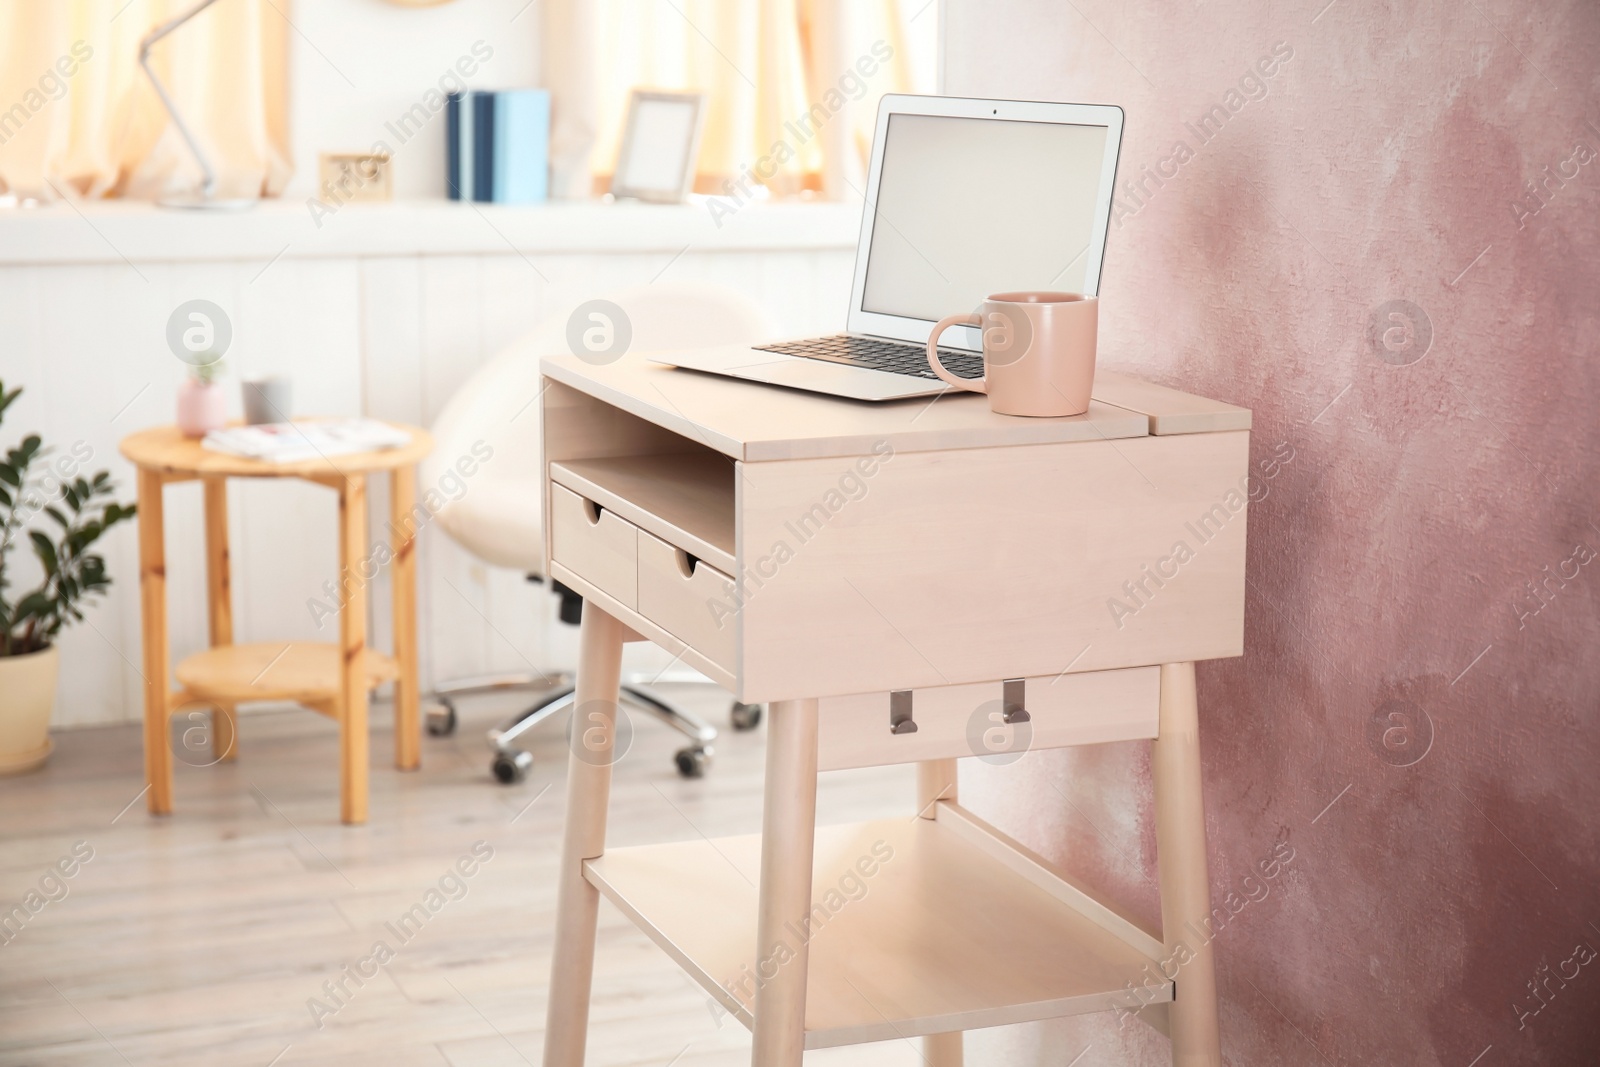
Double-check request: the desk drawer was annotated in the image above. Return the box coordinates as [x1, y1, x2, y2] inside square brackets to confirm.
[637, 532, 736, 672]
[815, 667, 1160, 771]
[550, 483, 638, 607]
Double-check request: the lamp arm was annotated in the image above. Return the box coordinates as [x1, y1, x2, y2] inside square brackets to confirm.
[138, 0, 226, 198]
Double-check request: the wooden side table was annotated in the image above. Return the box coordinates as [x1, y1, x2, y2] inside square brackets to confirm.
[535, 355, 1251, 1066]
[119, 423, 432, 825]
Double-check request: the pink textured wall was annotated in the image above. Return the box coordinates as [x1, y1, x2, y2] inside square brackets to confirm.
[943, 2, 1600, 1064]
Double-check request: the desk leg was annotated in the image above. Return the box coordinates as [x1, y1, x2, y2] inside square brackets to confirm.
[915, 758, 963, 1065]
[136, 469, 172, 815]
[389, 465, 420, 771]
[338, 475, 370, 826]
[543, 603, 626, 1067]
[1153, 662, 1221, 1066]
[750, 697, 819, 1067]
[201, 476, 237, 761]
[916, 757, 958, 818]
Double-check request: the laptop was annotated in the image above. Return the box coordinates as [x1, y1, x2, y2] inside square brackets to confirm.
[654, 94, 1125, 401]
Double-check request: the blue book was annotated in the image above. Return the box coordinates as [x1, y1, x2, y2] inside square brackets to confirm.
[472, 92, 496, 202]
[446, 92, 466, 200]
[491, 89, 551, 204]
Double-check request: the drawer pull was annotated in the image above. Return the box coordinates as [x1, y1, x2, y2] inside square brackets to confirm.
[674, 548, 699, 579]
[582, 498, 603, 525]
[889, 690, 918, 734]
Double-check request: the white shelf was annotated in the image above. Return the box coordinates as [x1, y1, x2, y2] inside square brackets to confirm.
[584, 806, 1170, 1050]
[0, 198, 860, 266]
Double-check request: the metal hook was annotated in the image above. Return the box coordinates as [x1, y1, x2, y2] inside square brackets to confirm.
[1003, 678, 1031, 724]
[890, 690, 918, 734]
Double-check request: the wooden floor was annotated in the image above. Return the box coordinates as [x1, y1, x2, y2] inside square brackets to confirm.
[0, 687, 924, 1066]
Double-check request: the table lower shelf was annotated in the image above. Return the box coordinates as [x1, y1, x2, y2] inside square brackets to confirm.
[584, 803, 1171, 1049]
[173, 642, 398, 709]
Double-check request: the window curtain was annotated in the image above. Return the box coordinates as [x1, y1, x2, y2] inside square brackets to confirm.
[0, 0, 290, 200]
[580, 0, 926, 199]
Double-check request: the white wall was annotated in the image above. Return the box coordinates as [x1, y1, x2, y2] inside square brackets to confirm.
[1, 0, 907, 728]
[0, 202, 856, 728]
[286, 0, 542, 200]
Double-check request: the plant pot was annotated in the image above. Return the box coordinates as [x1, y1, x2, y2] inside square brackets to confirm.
[0, 644, 59, 775]
[176, 377, 227, 438]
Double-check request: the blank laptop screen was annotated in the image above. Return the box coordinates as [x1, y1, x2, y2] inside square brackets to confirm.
[860, 113, 1110, 322]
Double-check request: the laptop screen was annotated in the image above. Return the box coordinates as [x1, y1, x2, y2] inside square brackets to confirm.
[859, 113, 1111, 323]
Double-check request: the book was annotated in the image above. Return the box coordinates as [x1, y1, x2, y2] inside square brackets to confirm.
[447, 89, 550, 202]
[492, 89, 551, 203]
[472, 91, 496, 202]
[446, 92, 470, 200]
[203, 420, 411, 464]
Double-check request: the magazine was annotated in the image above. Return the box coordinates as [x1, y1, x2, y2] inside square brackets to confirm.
[203, 419, 411, 464]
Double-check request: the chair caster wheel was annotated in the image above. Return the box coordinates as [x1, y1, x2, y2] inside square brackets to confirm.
[425, 699, 458, 737]
[674, 747, 712, 778]
[730, 702, 762, 731]
[492, 749, 533, 784]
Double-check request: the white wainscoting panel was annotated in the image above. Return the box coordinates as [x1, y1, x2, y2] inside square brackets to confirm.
[0, 206, 855, 728]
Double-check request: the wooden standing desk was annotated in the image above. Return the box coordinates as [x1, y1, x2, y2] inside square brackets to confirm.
[120, 423, 432, 825]
[537, 355, 1250, 1066]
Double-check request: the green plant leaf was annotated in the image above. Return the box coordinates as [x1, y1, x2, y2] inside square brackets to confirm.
[14, 591, 49, 620]
[0, 423, 135, 648]
[29, 531, 57, 574]
[75, 520, 104, 551]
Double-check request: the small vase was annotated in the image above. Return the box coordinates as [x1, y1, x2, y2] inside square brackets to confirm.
[176, 377, 227, 438]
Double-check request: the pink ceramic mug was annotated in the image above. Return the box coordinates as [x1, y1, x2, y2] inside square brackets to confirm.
[926, 291, 1098, 417]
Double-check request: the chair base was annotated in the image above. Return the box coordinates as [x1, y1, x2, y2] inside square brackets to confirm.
[424, 671, 759, 783]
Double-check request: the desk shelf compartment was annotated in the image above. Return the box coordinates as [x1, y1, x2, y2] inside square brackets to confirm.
[551, 453, 734, 575]
[548, 450, 739, 679]
[584, 802, 1170, 1050]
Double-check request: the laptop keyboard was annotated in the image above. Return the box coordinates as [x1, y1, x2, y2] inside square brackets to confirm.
[753, 335, 985, 381]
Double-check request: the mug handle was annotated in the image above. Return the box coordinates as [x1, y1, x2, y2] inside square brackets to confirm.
[926, 313, 985, 393]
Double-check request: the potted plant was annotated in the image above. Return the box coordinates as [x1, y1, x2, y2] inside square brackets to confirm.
[176, 359, 227, 438]
[0, 380, 136, 774]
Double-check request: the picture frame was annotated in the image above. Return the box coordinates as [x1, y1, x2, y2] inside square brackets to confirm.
[319, 152, 393, 203]
[610, 90, 706, 204]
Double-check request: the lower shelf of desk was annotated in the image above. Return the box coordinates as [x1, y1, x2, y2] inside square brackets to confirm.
[584, 803, 1170, 1050]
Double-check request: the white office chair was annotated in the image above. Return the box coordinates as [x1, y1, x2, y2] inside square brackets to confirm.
[421, 282, 770, 783]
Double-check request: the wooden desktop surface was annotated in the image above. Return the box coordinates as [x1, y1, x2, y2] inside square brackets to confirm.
[541, 354, 1248, 462]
